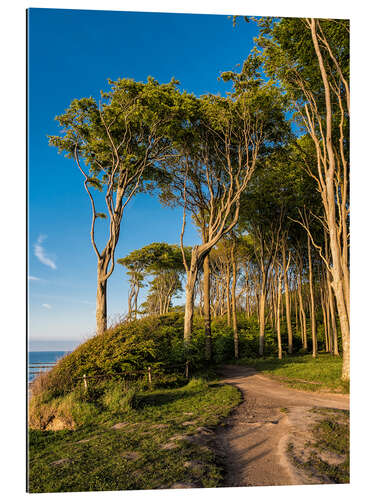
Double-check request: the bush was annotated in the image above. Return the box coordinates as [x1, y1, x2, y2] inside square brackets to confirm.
[30, 310, 340, 422]
[102, 381, 137, 413]
[185, 377, 209, 391]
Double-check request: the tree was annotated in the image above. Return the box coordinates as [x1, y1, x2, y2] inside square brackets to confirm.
[118, 242, 188, 317]
[49, 78, 179, 334]
[254, 17, 349, 379]
[157, 71, 288, 351]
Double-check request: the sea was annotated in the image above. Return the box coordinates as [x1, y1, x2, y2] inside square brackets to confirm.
[28, 351, 69, 383]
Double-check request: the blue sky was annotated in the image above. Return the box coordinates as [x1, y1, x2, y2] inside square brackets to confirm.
[28, 8, 258, 350]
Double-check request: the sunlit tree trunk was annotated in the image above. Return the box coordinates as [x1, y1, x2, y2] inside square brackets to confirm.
[203, 254, 212, 361]
[231, 245, 239, 359]
[327, 277, 339, 356]
[184, 278, 196, 344]
[307, 236, 317, 357]
[282, 240, 293, 354]
[276, 269, 283, 359]
[297, 268, 307, 351]
[259, 278, 266, 356]
[226, 261, 231, 327]
[308, 18, 350, 380]
[96, 267, 107, 335]
[320, 284, 329, 352]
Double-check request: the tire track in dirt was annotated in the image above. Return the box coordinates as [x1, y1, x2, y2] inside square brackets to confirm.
[215, 365, 349, 487]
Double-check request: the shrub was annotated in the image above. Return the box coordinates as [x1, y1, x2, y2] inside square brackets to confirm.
[102, 381, 137, 413]
[185, 377, 209, 391]
[30, 311, 337, 414]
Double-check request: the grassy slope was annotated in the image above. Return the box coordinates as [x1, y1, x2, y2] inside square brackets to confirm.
[237, 353, 349, 393]
[28, 380, 241, 493]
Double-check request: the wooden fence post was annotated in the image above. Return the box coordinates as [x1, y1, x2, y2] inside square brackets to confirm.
[83, 374, 88, 392]
[185, 360, 189, 379]
[147, 366, 152, 387]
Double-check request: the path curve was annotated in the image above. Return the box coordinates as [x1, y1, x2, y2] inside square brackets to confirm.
[215, 365, 349, 487]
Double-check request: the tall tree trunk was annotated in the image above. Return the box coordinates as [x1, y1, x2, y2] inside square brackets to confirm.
[282, 242, 293, 354]
[231, 245, 238, 359]
[307, 237, 317, 357]
[96, 266, 107, 335]
[203, 253, 212, 361]
[259, 283, 266, 356]
[226, 262, 231, 327]
[309, 17, 349, 381]
[297, 272, 307, 351]
[134, 284, 139, 320]
[245, 268, 250, 318]
[183, 248, 200, 344]
[184, 276, 195, 345]
[276, 269, 283, 360]
[327, 276, 339, 356]
[320, 285, 329, 352]
[127, 289, 134, 321]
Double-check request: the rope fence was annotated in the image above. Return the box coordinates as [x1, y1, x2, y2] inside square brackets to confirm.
[78, 361, 190, 391]
[29, 360, 191, 391]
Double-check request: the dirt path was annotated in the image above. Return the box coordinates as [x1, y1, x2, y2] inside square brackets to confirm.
[215, 365, 349, 487]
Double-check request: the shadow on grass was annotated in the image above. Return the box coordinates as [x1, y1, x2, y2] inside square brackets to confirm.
[223, 353, 348, 393]
[235, 352, 342, 372]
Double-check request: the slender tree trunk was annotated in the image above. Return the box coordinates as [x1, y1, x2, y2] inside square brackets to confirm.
[298, 307, 305, 349]
[231, 245, 238, 359]
[127, 289, 134, 321]
[220, 281, 225, 316]
[259, 283, 266, 356]
[245, 268, 250, 318]
[134, 284, 139, 320]
[226, 262, 231, 327]
[309, 17, 349, 381]
[203, 254, 212, 361]
[282, 242, 293, 354]
[273, 283, 278, 330]
[321, 285, 329, 352]
[307, 237, 317, 357]
[276, 271, 282, 359]
[298, 287, 307, 351]
[184, 277, 195, 344]
[327, 276, 339, 356]
[96, 267, 108, 335]
[296, 256, 307, 350]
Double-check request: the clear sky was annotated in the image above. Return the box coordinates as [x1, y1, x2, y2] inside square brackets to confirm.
[27, 8, 258, 350]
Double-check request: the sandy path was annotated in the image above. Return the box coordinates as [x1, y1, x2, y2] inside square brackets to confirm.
[215, 365, 349, 487]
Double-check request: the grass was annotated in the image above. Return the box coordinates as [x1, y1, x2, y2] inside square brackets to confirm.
[28, 378, 241, 493]
[310, 408, 349, 455]
[287, 408, 349, 484]
[305, 408, 349, 483]
[237, 353, 349, 393]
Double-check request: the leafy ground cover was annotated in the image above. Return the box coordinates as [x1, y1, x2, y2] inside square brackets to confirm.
[28, 378, 241, 493]
[237, 353, 349, 393]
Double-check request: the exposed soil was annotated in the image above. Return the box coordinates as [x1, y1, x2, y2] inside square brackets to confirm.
[215, 365, 349, 487]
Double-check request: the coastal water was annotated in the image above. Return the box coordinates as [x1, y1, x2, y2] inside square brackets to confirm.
[28, 351, 69, 382]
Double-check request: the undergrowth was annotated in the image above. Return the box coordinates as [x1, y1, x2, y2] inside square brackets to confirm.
[28, 378, 241, 492]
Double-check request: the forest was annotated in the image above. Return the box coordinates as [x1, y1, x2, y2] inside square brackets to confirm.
[49, 16, 349, 380]
[28, 15, 350, 492]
